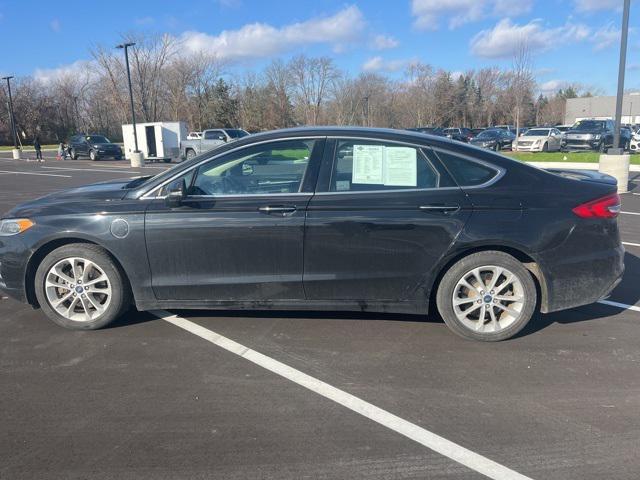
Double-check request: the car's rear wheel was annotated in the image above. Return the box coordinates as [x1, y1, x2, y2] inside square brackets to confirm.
[436, 251, 537, 341]
[542, 142, 548, 152]
[89, 149, 98, 161]
[34, 244, 130, 330]
[185, 149, 196, 160]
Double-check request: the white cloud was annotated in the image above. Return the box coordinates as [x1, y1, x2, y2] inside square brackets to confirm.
[371, 34, 399, 50]
[180, 5, 365, 61]
[411, 0, 532, 30]
[573, 0, 621, 12]
[33, 60, 95, 85]
[539, 79, 570, 95]
[362, 56, 417, 73]
[592, 23, 621, 50]
[50, 18, 61, 32]
[135, 16, 155, 26]
[470, 19, 590, 58]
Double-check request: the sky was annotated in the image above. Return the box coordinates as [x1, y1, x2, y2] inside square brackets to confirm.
[0, 0, 638, 95]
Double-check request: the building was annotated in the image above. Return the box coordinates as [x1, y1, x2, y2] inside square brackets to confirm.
[564, 93, 640, 125]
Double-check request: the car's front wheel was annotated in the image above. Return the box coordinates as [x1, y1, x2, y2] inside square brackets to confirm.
[89, 150, 98, 161]
[34, 244, 130, 330]
[436, 251, 537, 341]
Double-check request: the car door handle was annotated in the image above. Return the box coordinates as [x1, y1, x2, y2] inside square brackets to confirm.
[258, 205, 297, 215]
[419, 204, 460, 213]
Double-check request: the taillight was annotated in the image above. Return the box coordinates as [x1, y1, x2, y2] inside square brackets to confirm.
[572, 193, 621, 218]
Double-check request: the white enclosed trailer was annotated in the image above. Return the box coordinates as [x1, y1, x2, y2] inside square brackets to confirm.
[121, 121, 187, 162]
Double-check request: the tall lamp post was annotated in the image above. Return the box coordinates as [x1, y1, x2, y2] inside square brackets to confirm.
[116, 42, 142, 167]
[599, 0, 631, 193]
[2, 76, 20, 159]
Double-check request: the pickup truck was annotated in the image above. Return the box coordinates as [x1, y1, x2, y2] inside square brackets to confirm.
[180, 128, 250, 160]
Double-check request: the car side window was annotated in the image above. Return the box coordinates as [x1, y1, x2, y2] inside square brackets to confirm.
[434, 150, 500, 187]
[329, 140, 441, 192]
[204, 130, 225, 141]
[186, 139, 315, 196]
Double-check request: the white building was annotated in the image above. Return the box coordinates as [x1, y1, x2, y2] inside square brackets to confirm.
[564, 93, 640, 125]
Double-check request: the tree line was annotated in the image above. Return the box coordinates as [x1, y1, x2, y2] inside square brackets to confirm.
[0, 34, 595, 146]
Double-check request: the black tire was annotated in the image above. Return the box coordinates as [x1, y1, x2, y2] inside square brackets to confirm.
[598, 141, 606, 153]
[185, 149, 196, 160]
[493, 143, 500, 152]
[436, 251, 537, 342]
[542, 142, 548, 152]
[163, 158, 171, 163]
[70, 148, 78, 160]
[34, 244, 131, 330]
[89, 149, 98, 161]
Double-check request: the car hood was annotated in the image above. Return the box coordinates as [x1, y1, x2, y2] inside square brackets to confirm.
[4, 177, 143, 218]
[470, 137, 497, 143]
[566, 129, 603, 135]
[517, 135, 547, 141]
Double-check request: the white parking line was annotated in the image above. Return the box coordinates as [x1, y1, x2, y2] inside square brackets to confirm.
[152, 310, 534, 480]
[622, 241, 640, 247]
[0, 169, 71, 178]
[41, 166, 143, 174]
[621, 211, 640, 216]
[598, 299, 640, 312]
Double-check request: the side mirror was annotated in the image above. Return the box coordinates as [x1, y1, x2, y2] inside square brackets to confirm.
[165, 178, 186, 208]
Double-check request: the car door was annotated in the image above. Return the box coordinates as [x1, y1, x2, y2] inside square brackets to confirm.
[303, 138, 472, 303]
[144, 138, 324, 301]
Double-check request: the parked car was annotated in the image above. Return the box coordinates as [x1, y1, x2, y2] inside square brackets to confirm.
[493, 125, 517, 134]
[471, 128, 485, 136]
[469, 129, 515, 151]
[0, 127, 624, 342]
[630, 129, 640, 153]
[512, 128, 563, 152]
[68, 134, 123, 161]
[180, 128, 249, 159]
[562, 119, 616, 152]
[409, 127, 469, 143]
[443, 128, 474, 142]
[187, 132, 202, 140]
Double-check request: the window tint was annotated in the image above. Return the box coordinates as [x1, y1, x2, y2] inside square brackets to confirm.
[188, 140, 314, 196]
[329, 140, 441, 192]
[436, 150, 499, 187]
[204, 130, 225, 140]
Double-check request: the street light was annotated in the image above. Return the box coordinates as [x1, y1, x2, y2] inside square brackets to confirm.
[2, 76, 19, 152]
[612, 0, 631, 152]
[116, 42, 142, 166]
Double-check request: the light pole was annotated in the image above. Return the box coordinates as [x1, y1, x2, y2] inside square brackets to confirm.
[116, 42, 142, 166]
[2, 76, 20, 158]
[599, 0, 631, 193]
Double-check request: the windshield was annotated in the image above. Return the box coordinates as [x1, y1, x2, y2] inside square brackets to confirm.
[225, 129, 249, 138]
[477, 130, 498, 139]
[87, 135, 111, 144]
[524, 129, 549, 136]
[573, 120, 604, 130]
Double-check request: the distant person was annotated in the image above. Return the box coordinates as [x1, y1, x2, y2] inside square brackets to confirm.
[34, 137, 43, 161]
[57, 143, 67, 161]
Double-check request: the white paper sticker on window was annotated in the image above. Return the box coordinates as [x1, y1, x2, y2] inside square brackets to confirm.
[384, 147, 417, 186]
[352, 145, 384, 184]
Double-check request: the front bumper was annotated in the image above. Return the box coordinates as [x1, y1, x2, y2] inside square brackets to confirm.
[562, 138, 601, 150]
[514, 143, 543, 152]
[0, 235, 31, 303]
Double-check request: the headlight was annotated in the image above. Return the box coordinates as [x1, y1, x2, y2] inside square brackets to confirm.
[0, 218, 34, 236]
[594, 134, 601, 140]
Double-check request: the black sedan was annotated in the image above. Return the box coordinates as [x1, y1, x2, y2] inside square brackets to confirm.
[470, 129, 515, 151]
[0, 127, 624, 341]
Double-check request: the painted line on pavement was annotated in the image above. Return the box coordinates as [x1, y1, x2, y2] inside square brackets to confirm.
[621, 211, 640, 216]
[152, 310, 534, 480]
[0, 169, 71, 178]
[622, 241, 640, 247]
[41, 166, 144, 174]
[598, 299, 640, 312]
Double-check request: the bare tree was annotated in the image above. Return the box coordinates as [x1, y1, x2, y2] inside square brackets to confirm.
[509, 41, 535, 139]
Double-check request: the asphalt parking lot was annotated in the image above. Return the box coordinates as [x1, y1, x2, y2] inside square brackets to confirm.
[1, 153, 640, 480]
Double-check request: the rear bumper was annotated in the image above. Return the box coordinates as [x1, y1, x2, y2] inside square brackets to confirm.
[542, 244, 625, 313]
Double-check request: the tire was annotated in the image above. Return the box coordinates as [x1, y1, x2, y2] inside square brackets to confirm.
[436, 251, 537, 342]
[185, 149, 196, 160]
[70, 149, 78, 160]
[598, 141, 606, 153]
[89, 149, 98, 161]
[34, 244, 131, 330]
[542, 142, 548, 152]
[493, 143, 500, 152]
[163, 158, 171, 163]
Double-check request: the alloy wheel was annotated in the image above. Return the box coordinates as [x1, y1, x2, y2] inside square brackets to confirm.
[44, 257, 112, 322]
[452, 265, 525, 333]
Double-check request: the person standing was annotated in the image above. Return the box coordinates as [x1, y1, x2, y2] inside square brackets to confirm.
[34, 137, 43, 161]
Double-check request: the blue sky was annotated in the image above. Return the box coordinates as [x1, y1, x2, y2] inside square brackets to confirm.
[0, 0, 638, 95]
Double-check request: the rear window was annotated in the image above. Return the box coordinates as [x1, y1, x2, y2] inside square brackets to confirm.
[435, 151, 499, 187]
